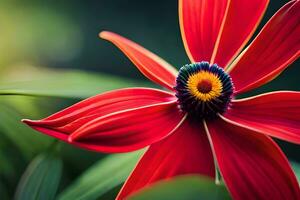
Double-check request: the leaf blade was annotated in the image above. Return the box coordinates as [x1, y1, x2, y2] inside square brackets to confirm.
[129, 176, 231, 200]
[0, 103, 52, 159]
[0, 69, 149, 99]
[58, 150, 143, 200]
[291, 162, 300, 183]
[14, 152, 63, 200]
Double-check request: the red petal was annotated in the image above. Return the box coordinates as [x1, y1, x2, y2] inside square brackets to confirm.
[99, 31, 177, 91]
[212, 0, 269, 67]
[223, 91, 300, 144]
[179, 0, 230, 63]
[68, 101, 185, 152]
[228, 0, 300, 94]
[205, 118, 300, 200]
[117, 119, 215, 199]
[23, 88, 185, 153]
[23, 88, 175, 130]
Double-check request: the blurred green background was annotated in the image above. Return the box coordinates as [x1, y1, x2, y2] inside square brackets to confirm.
[0, 0, 299, 199]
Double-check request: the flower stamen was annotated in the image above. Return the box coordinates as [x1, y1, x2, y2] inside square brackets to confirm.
[175, 62, 233, 120]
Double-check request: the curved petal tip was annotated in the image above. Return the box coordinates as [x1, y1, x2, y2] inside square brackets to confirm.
[99, 30, 112, 40]
[98, 30, 177, 90]
[68, 132, 80, 142]
[67, 136, 73, 143]
[22, 119, 38, 126]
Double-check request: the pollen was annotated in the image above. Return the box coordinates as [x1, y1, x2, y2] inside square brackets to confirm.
[187, 71, 223, 102]
[175, 62, 234, 120]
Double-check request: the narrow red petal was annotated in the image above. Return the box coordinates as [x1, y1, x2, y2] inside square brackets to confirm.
[223, 91, 300, 144]
[67, 101, 185, 152]
[117, 119, 215, 199]
[24, 88, 175, 131]
[205, 118, 300, 200]
[228, 0, 300, 94]
[212, 0, 269, 67]
[99, 31, 178, 90]
[179, 0, 230, 63]
[23, 88, 185, 153]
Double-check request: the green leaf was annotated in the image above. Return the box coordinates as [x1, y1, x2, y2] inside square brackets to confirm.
[14, 151, 63, 200]
[58, 150, 144, 200]
[0, 68, 149, 99]
[0, 103, 52, 159]
[129, 176, 231, 200]
[291, 162, 300, 182]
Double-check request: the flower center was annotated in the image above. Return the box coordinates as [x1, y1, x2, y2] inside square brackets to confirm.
[175, 62, 234, 120]
[197, 80, 212, 93]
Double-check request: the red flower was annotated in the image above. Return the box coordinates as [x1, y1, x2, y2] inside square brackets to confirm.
[23, 0, 300, 199]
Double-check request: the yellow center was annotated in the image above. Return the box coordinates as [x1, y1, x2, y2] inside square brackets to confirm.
[187, 71, 223, 102]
